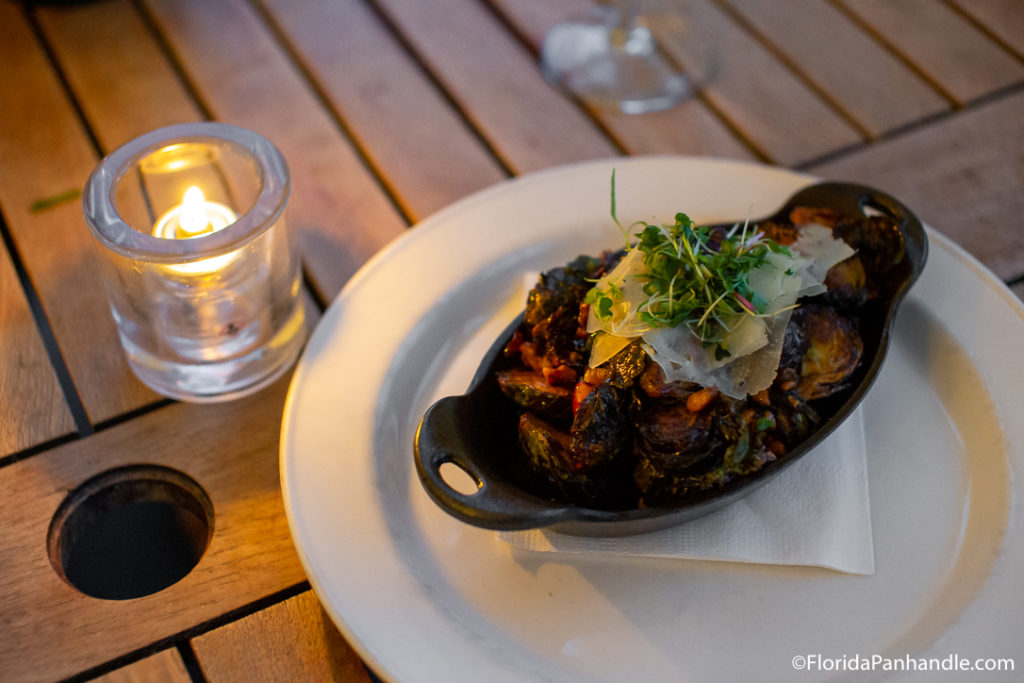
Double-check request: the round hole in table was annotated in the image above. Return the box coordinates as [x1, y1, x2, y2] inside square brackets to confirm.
[47, 465, 213, 600]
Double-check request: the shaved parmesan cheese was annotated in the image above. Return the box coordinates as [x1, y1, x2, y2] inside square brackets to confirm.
[589, 331, 633, 368]
[585, 221, 854, 397]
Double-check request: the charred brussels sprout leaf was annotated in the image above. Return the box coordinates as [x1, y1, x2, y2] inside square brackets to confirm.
[570, 382, 632, 470]
[497, 370, 572, 420]
[519, 413, 637, 508]
[525, 255, 605, 326]
[635, 402, 718, 471]
[792, 306, 863, 400]
[605, 340, 649, 389]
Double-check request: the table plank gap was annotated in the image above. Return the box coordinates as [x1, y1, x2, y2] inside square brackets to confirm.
[140, 0, 410, 301]
[242, 0, 418, 225]
[474, 0, 639, 156]
[720, 0, 950, 138]
[798, 80, 1024, 172]
[90, 398, 177, 434]
[363, 0, 543, 175]
[0, 375, 313, 682]
[89, 648, 192, 683]
[23, 5, 106, 157]
[253, 0, 510, 223]
[837, 0, 1024, 106]
[54, 595, 290, 683]
[370, 0, 621, 173]
[0, 432, 79, 471]
[809, 90, 1024, 282]
[712, 0, 873, 139]
[128, 0, 217, 122]
[0, 200, 91, 440]
[0, 230, 76, 456]
[0, 3, 161, 423]
[830, 0, 960, 106]
[657, 0, 864, 165]
[36, 0, 207, 151]
[175, 643, 210, 683]
[484, 0, 762, 162]
[191, 591, 371, 683]
[948, 0, 1024, 60]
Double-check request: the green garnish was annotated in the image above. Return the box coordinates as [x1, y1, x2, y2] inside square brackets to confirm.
[587, 176, 791, 354]
[30, 188, 81, 213]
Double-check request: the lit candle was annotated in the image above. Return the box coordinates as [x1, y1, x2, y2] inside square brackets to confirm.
[153, 186, 237, 274]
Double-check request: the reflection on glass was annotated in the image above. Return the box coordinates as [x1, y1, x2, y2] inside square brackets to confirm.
[540, 0, 714, 114]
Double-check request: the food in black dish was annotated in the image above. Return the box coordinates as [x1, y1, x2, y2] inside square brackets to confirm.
[414, 182, 927, 535]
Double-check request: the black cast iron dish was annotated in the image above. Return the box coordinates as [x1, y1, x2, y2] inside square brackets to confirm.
[414, 182, 928, 536]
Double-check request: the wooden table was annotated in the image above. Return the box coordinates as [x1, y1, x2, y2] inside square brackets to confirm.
[1, 1, 1021, 680]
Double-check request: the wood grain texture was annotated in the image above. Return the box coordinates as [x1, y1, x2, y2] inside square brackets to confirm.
[94, 649, 191, 683]
[952, 0, 1024, 57]
[260, 0, 507, 222]
[809, 91, 1024, 281]
[0, 374, 308, 683]
[142, 0, 409, 301]
[0, 3, 158, 424]
[839, 0, 1023, 104]
[35, 0, 203, 152]
[0, 243, 74, 456]
[724, 0, 948, 136]
[663, 0, 862, 165]
[192, 591, 370, 683]
[373, 0, 620, 172]
[488, 0, 756, 160]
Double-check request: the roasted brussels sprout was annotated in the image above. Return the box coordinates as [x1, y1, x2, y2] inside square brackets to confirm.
[635, 400, 719, 471]
[524, 255, 607, 326]
[824, 255, 868, 308]
[789, 305, 863, 400]
[497, 369, 572, 420]
[519, 412, 637, 508]
[569, 381, 633, 471]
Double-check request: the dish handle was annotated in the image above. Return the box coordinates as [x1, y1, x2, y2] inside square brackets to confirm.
[414, 395, 574, 530]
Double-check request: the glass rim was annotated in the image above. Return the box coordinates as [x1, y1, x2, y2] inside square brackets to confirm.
[83, 122, 290, 263]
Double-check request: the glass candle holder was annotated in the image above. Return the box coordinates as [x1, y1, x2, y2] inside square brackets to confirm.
[83, 122, 307, 402]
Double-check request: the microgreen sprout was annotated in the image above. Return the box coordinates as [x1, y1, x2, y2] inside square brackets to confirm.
[588, 174, 793, 355]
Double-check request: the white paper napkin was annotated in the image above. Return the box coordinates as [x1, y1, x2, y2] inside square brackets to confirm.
[498, 407, 875, 575]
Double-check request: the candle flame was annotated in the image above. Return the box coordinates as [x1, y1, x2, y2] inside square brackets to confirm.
[179, 186, 212, 236]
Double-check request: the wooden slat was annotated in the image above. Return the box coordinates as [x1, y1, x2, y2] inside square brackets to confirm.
[655, 0, 861, 165]
[488, 0, 756, 160]
[94, 649, 190, 683]
[35, 0, 203, 152]
[192, 591, 370, 683]
[809, 91, 1024, 281]
[0, 3, 158, 424]
[724, 0, 948, 136]
[260, 0, 507, 222]
[490, 0, 593, 47]
[0, 374, 308, 683]
[0, 243, 74, 456]
[142, 0, 408, 300]
[373, 0, 620, 172]
[840, 0, 1024, 105]
[952, 0, 1024, 57]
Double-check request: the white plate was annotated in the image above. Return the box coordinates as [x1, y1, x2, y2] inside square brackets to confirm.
[281, 157, 1024, 682]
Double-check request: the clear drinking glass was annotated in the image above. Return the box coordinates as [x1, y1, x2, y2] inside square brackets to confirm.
[540, 0, 714, 114]
[83, 122, 307, 402]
